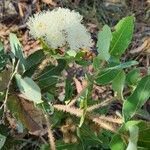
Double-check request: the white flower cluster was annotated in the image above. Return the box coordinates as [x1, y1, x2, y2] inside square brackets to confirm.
[27, 8, 93, 51]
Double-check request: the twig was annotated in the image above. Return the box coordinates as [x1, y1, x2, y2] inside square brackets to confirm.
[0, 60, 20, 114]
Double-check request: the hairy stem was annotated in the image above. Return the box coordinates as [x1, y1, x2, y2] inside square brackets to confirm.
[44, 114, 56, 150]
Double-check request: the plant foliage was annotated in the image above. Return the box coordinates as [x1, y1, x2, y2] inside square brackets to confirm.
[0, 15, 149, 150]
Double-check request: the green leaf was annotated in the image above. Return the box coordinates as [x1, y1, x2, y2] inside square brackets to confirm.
[93, 56, 102, 70]
[138, 122, 150, 149]
[111, 121, 150, 150]
[112, 70, 125, 100]
[9, 33, 25, 71]
[77, 125, 102, 147]
[23, 50, 45, 77]
[110, 16, 134, 59]
[110, 134, 126, 150]
[95, 69, 120, 85]
[0, 134, 6, 149]
[123, 75, 150, 122]
[15, 74, 42, 103]
[105, 60, 138, 71]
[56, 140, 81, 150]
[126, 125, 139, 150]
[37, 59, 66, 80]
[64, 79, 73, 101]
[37, 59, 66, 89]
[95, 61, 137, 85]
[97, 25, 112, 61]
[38, 76, 58, 89]
[25, 50, 45, 71]
[126, 68, 141, 86]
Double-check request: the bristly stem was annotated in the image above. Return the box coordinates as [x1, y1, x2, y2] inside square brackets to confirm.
[42, 104, 56, 150]
[44, 114, 56, 150]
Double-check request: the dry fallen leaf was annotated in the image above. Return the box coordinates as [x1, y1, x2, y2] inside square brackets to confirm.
[130, 37, 150, 54]
[7, 94, 46, 136]
[73, 77, 83, 94]
[42, 0, 57, 6]
[19, 97, 46, 135]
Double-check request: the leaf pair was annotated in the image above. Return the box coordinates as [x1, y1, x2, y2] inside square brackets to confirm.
[97, 16, 134, 61]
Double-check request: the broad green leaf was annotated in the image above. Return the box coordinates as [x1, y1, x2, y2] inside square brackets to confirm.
[23, 50, 45, 77]
[97, 25, 112, 61]
[95, 61, 137, 85]
[9, 33, 25, 71]
[110, 16, 134, 59]
[126, 125, 139, 150]
[37, 59, 66, 89]
[25, 50, 45, 70]
[37, 59, 66, 80]
[123, 75, 150, 122]
[110, 134, 126, 150]
[126, 68, 141, 86]
[138, 122, 150, 149]
[105, 61, 138, 71]
[38, 76, 58, 89]
[15, 74, 42, 103]
[0, 134, 6, 149]
[112, 70, 125, 100]
[64, 79, 73, 101]
[95, 69, 120, 85]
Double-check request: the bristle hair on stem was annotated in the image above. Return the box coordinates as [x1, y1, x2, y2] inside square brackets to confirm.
[53, 104, 83, 117]
[53, 104, 118, 133]
[90, 116, 116, 133]
[87, 98, 114, 112]
[44, 114, 56, 150]
[98, 115, 123, 124]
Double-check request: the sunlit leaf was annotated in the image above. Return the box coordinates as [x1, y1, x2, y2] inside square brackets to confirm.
[9, 33, 26, 71]
[110, 16, 134, 59]
[97, 25, 112, 61]
[126, 125, 139, 150]
[15, 74, 42, 103]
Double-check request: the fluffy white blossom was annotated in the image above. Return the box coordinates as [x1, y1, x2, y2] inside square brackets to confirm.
[27, 12, 49, 38]
[27, 7, 93, 51]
